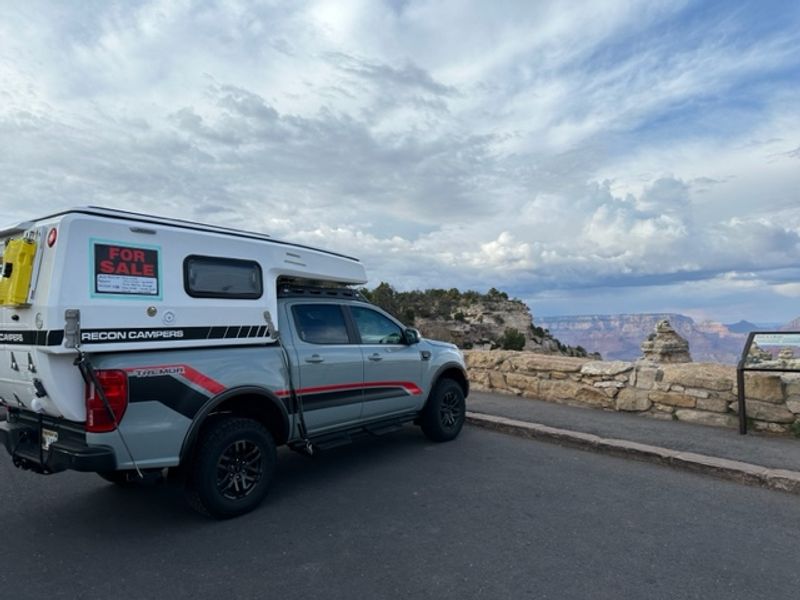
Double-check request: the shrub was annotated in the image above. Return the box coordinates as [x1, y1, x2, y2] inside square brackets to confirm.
[530, 324, 546, 338]
[499, 327, 526, 351]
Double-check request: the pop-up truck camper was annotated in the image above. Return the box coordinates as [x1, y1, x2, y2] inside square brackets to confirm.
[0, 207, 468, 517]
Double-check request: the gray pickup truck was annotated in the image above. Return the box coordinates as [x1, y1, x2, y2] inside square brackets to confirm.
[0, 208, 468, 519]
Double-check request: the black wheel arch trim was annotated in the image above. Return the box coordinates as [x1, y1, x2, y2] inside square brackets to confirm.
[180, 385, 290, 461]
[428, 363, 470, 402]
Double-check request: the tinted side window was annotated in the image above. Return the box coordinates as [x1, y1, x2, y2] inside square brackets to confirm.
[184, 255, 262, 299]
[351, 307, 404, 344]
[292, 304, 351, 345]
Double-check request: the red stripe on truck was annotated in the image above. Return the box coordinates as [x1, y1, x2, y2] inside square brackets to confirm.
[275, 381, 422, 398]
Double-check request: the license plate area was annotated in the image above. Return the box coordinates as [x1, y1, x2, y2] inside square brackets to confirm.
[41, 428, 58, 451]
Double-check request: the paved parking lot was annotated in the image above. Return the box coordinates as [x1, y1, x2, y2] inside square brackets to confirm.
[1, 425, 799, 599]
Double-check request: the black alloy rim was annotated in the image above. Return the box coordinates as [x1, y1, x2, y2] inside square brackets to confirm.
[216, 440, 263, 500]
[439, 390, 463, 429]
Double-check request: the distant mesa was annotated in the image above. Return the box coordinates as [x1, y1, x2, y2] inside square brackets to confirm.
[535, 313, 800, 365]
[780, 316, 800, 332]
[724, 320, 761, 334]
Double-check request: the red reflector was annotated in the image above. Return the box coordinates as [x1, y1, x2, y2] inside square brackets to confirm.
[85, 370, 128, 433]
[47, 228, 57, 247]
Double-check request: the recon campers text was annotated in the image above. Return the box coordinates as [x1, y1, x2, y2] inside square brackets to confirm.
[81, 329, 185, 342]
[0, 332, 24, 343]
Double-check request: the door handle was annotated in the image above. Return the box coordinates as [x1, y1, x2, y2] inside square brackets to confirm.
[305, 354, 324, 364]
[368, 353, 383, 362]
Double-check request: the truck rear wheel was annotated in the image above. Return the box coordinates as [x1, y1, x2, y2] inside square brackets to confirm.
[419, 378, 466, 442]
[185, 417, 276, 519]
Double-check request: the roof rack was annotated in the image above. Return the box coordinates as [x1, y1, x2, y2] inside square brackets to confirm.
[277, 284, 365, 300]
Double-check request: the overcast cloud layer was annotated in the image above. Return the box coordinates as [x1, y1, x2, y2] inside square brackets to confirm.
[2, 0, 799, 322]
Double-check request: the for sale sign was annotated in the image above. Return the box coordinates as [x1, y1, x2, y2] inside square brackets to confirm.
[93, 242, 160, 297]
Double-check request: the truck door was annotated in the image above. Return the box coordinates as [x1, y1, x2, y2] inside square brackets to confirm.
[288, 303, 363, 433]
[348, 305, 424, 421]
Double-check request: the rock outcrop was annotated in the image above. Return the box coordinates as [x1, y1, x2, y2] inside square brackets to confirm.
[748, 342, 773, 363]
[640, 319, 692, 363]
[361, 284, 597, 357]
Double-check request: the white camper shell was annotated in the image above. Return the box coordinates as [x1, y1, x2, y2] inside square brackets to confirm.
[0, 207, 367, 422]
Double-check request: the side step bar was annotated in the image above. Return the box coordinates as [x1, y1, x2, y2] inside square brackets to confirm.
[289, 414, 414, 454]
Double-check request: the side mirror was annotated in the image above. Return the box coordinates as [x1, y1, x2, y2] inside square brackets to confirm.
[404, 328, 421, 345]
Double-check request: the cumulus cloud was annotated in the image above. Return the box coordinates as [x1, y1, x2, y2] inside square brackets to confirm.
[774, 283, 800, 298]
[1, 0, 799, 320]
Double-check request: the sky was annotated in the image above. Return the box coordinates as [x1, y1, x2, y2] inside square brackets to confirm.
[1, 0, 799, 324]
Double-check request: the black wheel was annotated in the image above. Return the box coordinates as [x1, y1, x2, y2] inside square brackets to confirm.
[185, 417, 276, 519]
[419, 379, 466, 442]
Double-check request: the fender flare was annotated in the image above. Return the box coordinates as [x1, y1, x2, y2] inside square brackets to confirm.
[179, 385, 291, 461]
[427, 362, 470, 402]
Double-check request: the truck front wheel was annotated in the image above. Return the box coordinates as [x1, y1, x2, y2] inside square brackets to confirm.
[185, 417, 276, 519]
[419, 379, 466, 442]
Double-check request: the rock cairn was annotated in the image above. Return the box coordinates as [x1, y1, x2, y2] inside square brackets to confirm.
[640, 319, 692, 363]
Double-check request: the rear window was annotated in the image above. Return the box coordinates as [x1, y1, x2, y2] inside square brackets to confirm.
[292, 304, 351, 344]
[184, 255, 262, 299]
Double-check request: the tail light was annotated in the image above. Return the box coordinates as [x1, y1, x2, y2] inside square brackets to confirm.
[85, 370, 128, 433]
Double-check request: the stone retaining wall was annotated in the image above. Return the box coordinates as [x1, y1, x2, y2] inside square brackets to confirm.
[465, 351, 800, 435]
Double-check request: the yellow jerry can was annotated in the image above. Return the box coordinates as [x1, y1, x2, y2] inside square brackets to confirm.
[1, 237, 37, 306]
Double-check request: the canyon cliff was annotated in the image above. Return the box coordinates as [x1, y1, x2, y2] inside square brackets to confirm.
[361, 284, 596, 358]
[535, 313, 748, 364]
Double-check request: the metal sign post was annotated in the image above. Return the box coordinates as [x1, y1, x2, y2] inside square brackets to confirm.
[737, 331, 800, 435]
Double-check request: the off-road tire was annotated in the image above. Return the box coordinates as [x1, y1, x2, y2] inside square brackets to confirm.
[419, 378, 466, 442]
[185, 417, 276, 519]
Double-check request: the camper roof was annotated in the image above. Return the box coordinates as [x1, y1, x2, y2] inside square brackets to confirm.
[2, 206, 360, 263]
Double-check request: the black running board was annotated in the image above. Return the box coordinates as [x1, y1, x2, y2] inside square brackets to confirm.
[289, 413, 416, 453]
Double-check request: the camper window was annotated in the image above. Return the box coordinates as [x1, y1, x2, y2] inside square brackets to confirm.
[183, 255, 263, 299]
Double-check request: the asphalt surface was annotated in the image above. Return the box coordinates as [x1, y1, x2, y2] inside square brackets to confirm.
[1, 426, 799, 599]
[470, 390, 800, 471]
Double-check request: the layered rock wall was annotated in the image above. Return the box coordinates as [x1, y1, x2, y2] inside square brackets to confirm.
[465, 351, 800, 435]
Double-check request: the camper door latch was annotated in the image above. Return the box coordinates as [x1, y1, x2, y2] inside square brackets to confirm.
[32, 378, 47, 398]
[64, 309, 81, 349]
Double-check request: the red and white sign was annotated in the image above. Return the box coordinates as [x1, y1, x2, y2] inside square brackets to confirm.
[94, 243, 160, 296]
